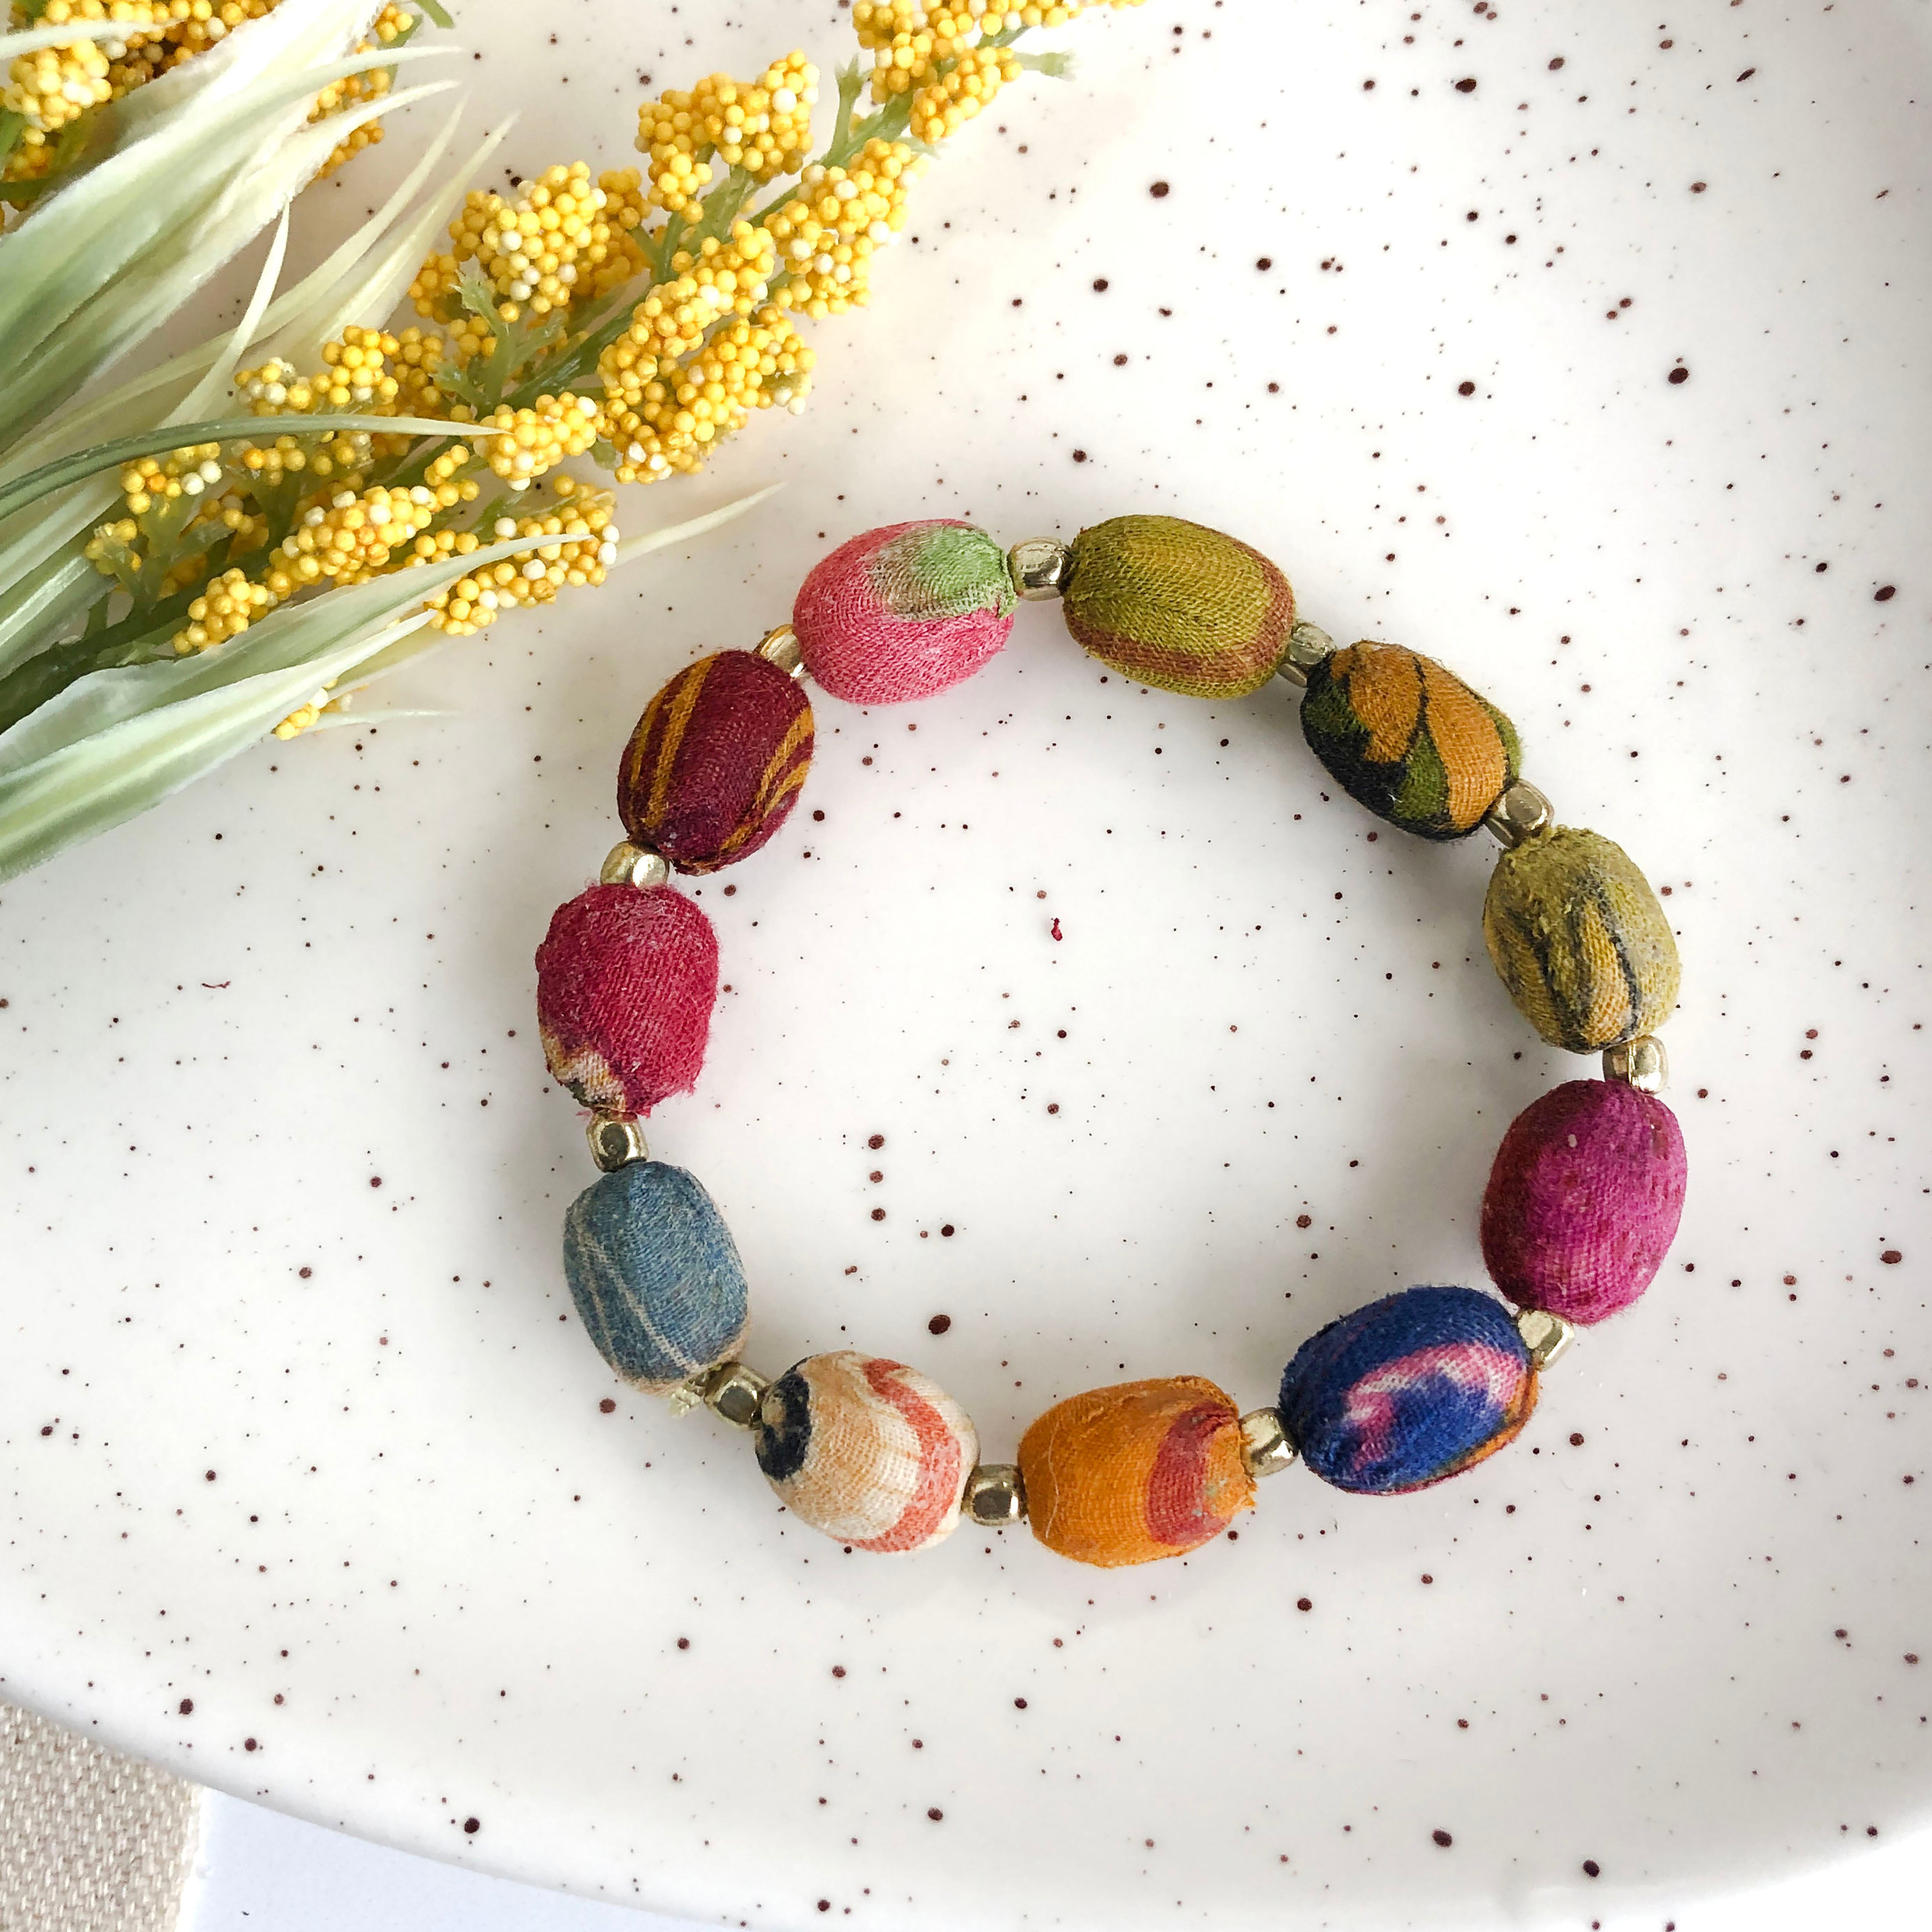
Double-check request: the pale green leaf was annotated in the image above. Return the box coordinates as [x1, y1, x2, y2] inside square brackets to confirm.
[0, 614, 435, 882]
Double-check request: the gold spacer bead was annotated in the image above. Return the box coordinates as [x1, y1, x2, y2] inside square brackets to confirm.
[600, 840, 670, 889]
[703, 1360, 771, 1429]
[1483, 780, 1553, 849]
[1603, 1034, 1669, 1093]
[1275, 620, 1334, 688]
[1516, 1307, 1575, 1369]
[1007, 537, 1072, 601]
[1238, 1407, 1299, 1478]
[961, 1462, 1027, 1526]
[587, 1114, 649, 1171]
[755, 623, 806, 679]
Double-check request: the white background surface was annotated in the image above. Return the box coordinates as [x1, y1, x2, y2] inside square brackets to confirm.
[4, 0, 1931, 1928]
[175, 1790, 1932, 1931]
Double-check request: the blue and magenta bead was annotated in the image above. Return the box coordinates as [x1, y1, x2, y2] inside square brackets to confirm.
[561, 1161, 750, 1394]
[1277, 1285, 1537, 1495]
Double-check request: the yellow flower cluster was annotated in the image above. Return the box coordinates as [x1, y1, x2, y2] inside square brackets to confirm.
[763, 140, 921, 317]
[175, 565, 277, 652]
[634, 53, 818, 213]
[416, 163, 651, 333]
[261, 448, 476, 596]
[597, 220, 775, 412]
[4, 0, 412, 194]
[419, 476, 618, 635]
[474, 391, 604, 486]
[606, 307, 811, 484]
[3, 0, 160, 135]
[908, 42, 1017, 141]
[851, 0, 984, 103]
[112, 441, 224, 516]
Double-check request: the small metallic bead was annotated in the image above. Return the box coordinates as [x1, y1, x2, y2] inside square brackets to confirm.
[703, 1360, 771, 1430]
[960, 1462, 1027, 1527]
[1516, 1307, 1576, 1370]
[599, 840, 670, 890]
[1274, 620, 1335, 688]
[587, 1114, 649, 1172]
[1007, 537, 1072, 601]
[1238, 1407, 1299, 1479]
[1483, 780, 1554, 850]
[1603, 1033, 1669, 1093]
[755, 623, 806, 679]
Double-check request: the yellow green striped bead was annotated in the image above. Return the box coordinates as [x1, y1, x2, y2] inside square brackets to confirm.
[1061, 515, 1294, 699]
[1300, 640, 1521, 840]
[1482, 825, 1681, 1053]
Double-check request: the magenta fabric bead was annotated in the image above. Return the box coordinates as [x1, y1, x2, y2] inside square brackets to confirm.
[535, 884, 718, 1116]
[1480, 1080, 1687, 1324]
[792, 519, 1016, 704]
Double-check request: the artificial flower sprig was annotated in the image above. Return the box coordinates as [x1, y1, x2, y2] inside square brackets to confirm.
[0, 0, 1143, 883]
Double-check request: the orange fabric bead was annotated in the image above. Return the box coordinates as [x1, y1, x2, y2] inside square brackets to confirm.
[1017, 1376, 1254, 1568]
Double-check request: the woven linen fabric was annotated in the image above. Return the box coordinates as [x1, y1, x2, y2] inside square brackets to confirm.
[1300, 639, 1521, 840]
[792, 520, 1015, 704]
[0, 1701, 200, 1932]
[1277, 1286, 1536, 1496]
[1481, 824, 1682, 1053]
[1481, 1079, 1687, 1324]
[753, 1352, 977, 1552]
[562, 1160, 751, 1393]
[535, 883, 718, 1116]
[616, 649, 814, 873]
[1060, 514, 1294, 699]
[1016, 1375, 1253, 1567]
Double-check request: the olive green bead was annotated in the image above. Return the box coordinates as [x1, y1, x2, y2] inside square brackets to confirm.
[1482, 826, 1681, 1052]
[1061, 515, 1294, 699]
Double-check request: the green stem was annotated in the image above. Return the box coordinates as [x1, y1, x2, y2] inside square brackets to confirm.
[0, 413, 502, 530]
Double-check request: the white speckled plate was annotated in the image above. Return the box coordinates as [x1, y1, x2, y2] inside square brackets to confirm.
[4, 2, 1929, 1926]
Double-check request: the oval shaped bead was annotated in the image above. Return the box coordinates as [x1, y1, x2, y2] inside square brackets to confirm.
[1481, 1080, 1687, 1324]
[753, 1351, 977, 1552]
[561, 1161, 749, 1393]
[1016, 1375, 1253, 1568]
[535, 883, 717, 1115]
[1483, 825, 1682, 1052]
[1278, 1287, 1536, 1496]
[616, 650, 813, 873]
[1300, 639, 1521, 839]
[1061, 515, 1294, 699]
[792, 520, 1015, 704]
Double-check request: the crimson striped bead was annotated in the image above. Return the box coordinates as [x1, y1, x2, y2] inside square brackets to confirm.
[616, 650, 813, 874]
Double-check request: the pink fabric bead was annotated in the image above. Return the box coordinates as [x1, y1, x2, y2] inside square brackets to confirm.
[792, 519, 1016, 704]
[535, 884, 717, 1116]
[1480, 1079, 1687, 1324]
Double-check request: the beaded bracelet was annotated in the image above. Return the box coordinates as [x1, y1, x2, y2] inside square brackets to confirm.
[533, 515, 1686, 1568]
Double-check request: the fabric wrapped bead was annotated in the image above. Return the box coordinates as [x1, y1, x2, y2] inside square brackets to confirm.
[1060, 515, 1294, 699]
[1016, 1376, 1254, 1568]
[792, 520, 1016, 704]
[1481, 1080, 1687, 1324]
[535, 883, 717, 1115]
[753, 1351, 977, 1552]
[1278, 1287, 1536, 1496]
[561, 1161, 749, 1394]
[616, 650, 813, 873]
[1483, 825, 1682, 1052]
[1300, 639, 1521, 840]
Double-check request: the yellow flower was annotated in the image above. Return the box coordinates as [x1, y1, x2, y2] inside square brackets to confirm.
[634, 53, 818, 212]
[173, 565, 278, 653]
[908, 42, 1017, 141]
[474, 390, 604, 486]
[419, 476, 618, 633]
